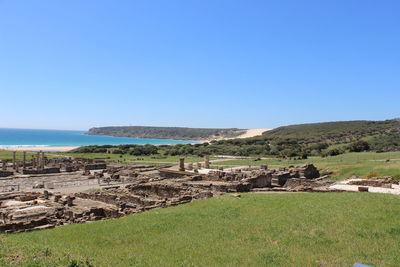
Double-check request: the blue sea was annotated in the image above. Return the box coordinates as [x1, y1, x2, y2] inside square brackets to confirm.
[0, 128, 194, 148]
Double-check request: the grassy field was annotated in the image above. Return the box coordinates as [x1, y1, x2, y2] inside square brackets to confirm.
[1, 193, 400, 266]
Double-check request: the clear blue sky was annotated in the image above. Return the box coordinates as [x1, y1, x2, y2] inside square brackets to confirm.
[0, 0, 399, 130]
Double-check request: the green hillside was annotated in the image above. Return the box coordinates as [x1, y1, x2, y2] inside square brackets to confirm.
[262, 120, 400, 144]
[76, 120, 400, 158]
[1, 193, 400, 266]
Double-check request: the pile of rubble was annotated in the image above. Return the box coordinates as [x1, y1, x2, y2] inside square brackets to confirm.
[0, 191, 121, 234]
[331, 176, 400, 194]
[347, 176, 399, 187]
[200, 163, 322, 189]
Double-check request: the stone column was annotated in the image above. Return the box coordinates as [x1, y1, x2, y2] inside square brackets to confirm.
[40, 151, 45, 170]
[36, 152, 40, 170]
[32, 156, 36, 169]
[261, 164, 268, 170]
[54, 194, 61, 203]
[187, 163, 193, 170]
[179, 158, 185, 171]
[204, 156, 210, 169]
[41, 151, 45, 167]
[12, 151, 16, 170]
[66, 196, 74, 206]
[197, 162, 202, 169]
[22, 152, 26, 169]
[2, 160, 7, 171]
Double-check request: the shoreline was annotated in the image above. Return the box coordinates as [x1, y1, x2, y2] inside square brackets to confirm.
[0, 146, 79, 152]
[0, 129, 271, 152]
[87, 128, 272, 143]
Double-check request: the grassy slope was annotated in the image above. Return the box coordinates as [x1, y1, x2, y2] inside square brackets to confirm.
[262, 120, 400, 144]
[1, 193, 400, 266]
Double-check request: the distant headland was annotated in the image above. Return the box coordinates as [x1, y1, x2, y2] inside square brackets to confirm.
[86, 126, 271, 141]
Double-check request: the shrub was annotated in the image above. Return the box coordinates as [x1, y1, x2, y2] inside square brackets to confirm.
[349, 141, 370, 152]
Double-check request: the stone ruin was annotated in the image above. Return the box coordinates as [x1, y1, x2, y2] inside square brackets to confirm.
[0, 151, 108, 177]
[347, 176, 399, 187]
[1, 155, 331, 233]
[0, 191, 121, 233]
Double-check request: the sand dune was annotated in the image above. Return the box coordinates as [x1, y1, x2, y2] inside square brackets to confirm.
[235, 129, 271, 139]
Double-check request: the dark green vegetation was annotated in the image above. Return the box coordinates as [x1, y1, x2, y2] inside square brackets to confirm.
[87, 126, 246, 140]
[79, 120, 400, 158]
[1, 193, 400, 266]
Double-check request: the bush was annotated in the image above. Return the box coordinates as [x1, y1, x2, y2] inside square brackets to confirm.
[349, 141, 370, 152]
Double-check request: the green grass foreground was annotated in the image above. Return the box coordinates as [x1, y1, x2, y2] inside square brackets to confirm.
[1, 193, 400, 266]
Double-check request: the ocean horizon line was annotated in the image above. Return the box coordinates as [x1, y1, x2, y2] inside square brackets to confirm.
[0, 128, 195, 148]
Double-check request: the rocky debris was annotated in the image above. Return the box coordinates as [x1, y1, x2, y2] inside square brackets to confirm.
[348, 177, 399, 187]
[358, 187, 369, 192]
[204, 164, 320, 189]
[0, 171, 14, 177]
[298, 164, 320, 179]
[83, 163, 107, 171]
[330, 177, 400, 195]
[22, 168, 61, 175]
[284, 178, 335, 192]
[0, 191, 122, 234]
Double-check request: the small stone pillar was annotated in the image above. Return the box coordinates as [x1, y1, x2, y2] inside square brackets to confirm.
[187, 163, 193, 170]
[54, 194, 61, 203]
[204, 156, 210, 169]
[179, 158, 185, 171]
[32, 156, 37, 168]
[43, 190, 49, 200]
[261, 164, 268, 170]
[36, 152, 40, 170]
[197, 162, 202, 169]
[66, 196, 75, 206]
[41, 151, 45, 168]
[22, 152, 26, 169]
[2, 160, 7, 171]
[12, 151, 16, 170]
[39, 151, 45, 170]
